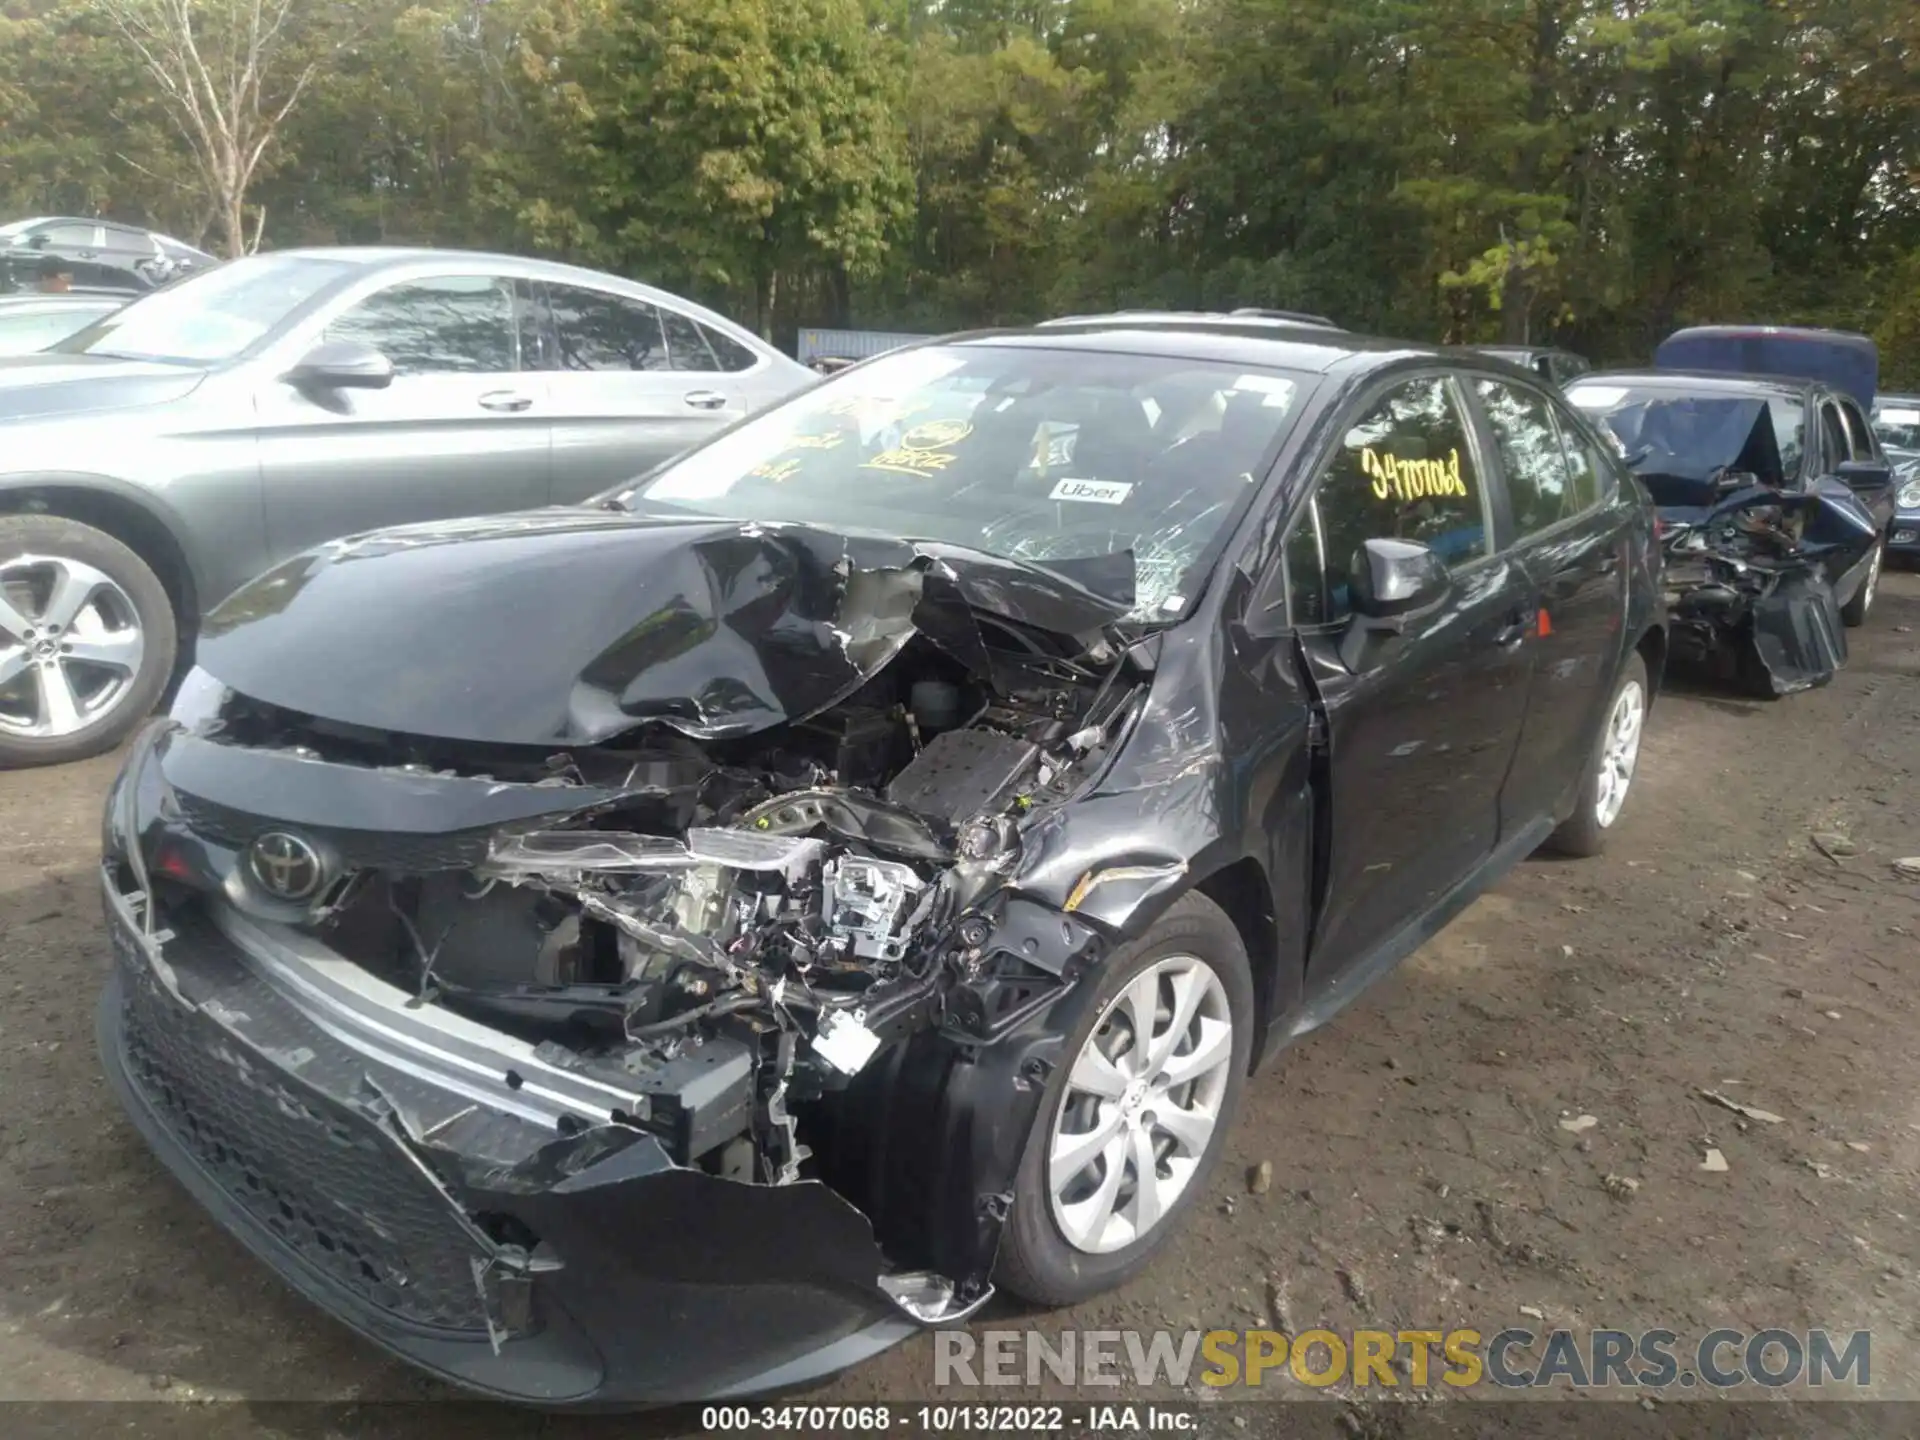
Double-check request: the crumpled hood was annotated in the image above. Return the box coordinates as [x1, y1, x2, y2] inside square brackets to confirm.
[0, 352, 206, 421]
[195, 509, 1133, 746]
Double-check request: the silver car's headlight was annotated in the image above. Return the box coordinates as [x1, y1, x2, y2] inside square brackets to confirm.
[1897, 478, 1920, 510]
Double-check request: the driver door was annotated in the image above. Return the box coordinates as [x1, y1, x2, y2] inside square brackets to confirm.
[254, 272, 552, 569]
[1281, 373, 1536, 985]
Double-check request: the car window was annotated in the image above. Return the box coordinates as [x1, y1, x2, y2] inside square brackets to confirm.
[100, 228, 152, 255]
[659, 308, 721, 371]
[1475, 378, 1578, 537]
[42, 223, 98, 247]
[1838, 399, 1875, 460]
[625, 343, 1311, 621]
[1818, 401, 1852, 471]
[1769, 398, 1806, 477]
[1311, 376, 1489, 605]
[326, 275, 518, 376]
[52, 253, 354, 363]
[546, 283, 668, 371]
[1558, 414, 1617, 510]
[0, 305, 114, 352]
[701, 323, 760, 372]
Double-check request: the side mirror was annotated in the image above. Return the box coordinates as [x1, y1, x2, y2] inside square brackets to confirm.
[1350, 537, 1451, 619]
[1835, 458, 1892, 492]
[284, 341, 394, 392]
[26, 234, 49, 250]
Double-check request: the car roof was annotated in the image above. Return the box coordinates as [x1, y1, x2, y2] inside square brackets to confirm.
[934, 314, 1536, 378]
[1568, 368, 1820, 401]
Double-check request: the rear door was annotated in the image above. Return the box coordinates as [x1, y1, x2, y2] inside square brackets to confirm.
[541, 282, 764, 501]
[256, 271, 552, 565]
[1281, 372, 1537, 981]
[1468, 374, 1628, 833]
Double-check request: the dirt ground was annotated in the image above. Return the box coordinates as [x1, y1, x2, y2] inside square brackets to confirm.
[1, 574, 1917, 1437]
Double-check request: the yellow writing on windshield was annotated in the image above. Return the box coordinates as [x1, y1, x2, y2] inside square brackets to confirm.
[750, 457, 802, 483]
[1363, 446, 1468, 502]
[861, 420, 974, 479]
[786, 431, 846, 451]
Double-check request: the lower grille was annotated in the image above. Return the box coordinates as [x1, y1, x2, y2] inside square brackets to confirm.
[115, 939, 494, 1333]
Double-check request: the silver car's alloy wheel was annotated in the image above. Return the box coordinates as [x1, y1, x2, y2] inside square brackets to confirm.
[0, 554, 147, 740]
[1859, 542, 1882, 615]
[1593, 678, 1645, 829]
[1048, 954, 1234, 1255]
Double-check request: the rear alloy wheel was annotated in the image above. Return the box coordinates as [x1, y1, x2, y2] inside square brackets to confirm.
[0, 516, 176, 768]
[1839, 539, 1883, 628]
[997, 893, 1252, 1305]
[1546, 652, 1648, 858]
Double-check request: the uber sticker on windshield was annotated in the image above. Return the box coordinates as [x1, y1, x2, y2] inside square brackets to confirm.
[1049, 478, 1133, 505]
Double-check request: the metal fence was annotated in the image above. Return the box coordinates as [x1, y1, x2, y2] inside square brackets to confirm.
[796, 327, 935, 364]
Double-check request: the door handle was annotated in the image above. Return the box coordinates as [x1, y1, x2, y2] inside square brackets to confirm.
[1493, 608, 1530, 648]
[683, 389, 729, 411]
[478, 390, 533, 413]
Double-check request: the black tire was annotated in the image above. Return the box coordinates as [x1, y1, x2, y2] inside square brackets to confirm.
[0, 514, 177, 768]
[1546, 652, 1649, 858]
[1838, 538, 1883, 628]
[995, 891, 1254, 1306]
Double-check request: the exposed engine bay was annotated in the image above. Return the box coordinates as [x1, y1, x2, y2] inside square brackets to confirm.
[1660, 478, 1879, 695]
[207, 635, 1132, 1179]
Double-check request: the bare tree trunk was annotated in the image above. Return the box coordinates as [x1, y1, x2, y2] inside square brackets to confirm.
[98, 0, 332, 259]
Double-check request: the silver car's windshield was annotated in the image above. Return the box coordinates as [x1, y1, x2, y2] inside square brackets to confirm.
[616, 344, 1312, 621]
[1872, 399, 1920, 453]
[51, 254, 356, 364]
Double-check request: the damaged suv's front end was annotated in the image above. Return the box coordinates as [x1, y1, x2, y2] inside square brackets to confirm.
[99, 339, 1310, 1402]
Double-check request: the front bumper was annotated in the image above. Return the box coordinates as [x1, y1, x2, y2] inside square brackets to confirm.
[97, 869, 928, 1405]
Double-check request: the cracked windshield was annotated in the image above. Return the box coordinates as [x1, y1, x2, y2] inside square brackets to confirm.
[623, 345, 1311, 620]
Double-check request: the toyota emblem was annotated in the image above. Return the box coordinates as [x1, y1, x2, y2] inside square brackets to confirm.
[248, 831, 325, 902]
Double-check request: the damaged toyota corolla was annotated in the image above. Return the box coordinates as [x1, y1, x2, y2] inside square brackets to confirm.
[98, 320, 1665, 1404]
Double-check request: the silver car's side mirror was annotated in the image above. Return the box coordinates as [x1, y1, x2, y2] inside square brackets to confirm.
[284, 341, 395, 392]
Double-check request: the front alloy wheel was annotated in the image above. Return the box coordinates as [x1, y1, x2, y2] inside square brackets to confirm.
[0, 515, 177, 768]
[1048, 955, 1234, 1255]
[1840, 540, 1882, 628]
[0, 555, 146, 741]
[996, 892, 1253, 1306]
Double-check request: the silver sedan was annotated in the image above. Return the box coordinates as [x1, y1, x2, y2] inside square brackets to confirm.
[0, 248, 815, 766]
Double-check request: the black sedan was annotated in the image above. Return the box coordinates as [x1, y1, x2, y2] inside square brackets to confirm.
[98, 317, 1665, 1403]
[0, 215, 214, 293]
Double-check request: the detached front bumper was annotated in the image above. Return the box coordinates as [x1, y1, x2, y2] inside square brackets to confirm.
[97, 869, 927, 1405]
